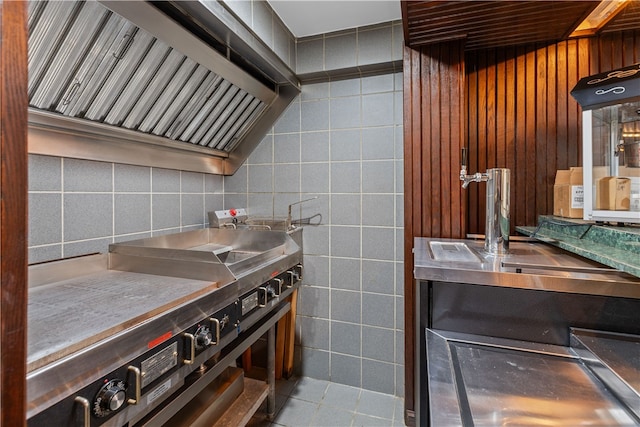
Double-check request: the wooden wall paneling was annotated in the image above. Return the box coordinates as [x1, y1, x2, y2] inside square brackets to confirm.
[0, 1, 28, 426]
[440, 45, 452, 237]
[546, 43, 558, 213]
[524, 47, 537, 226]
[567, 39, 580, 168]
[590, 34, 600, 75]
[496, 48, 507, 167]
[450, 44, 465, 238]
[592, 31, 636, 70]
[597, 34, 612, 70]
[410, 47, 423, 240]
[426, 46, 440, 236]
[556, 41, 569, 170]
[575, 38, 590, 168]
[403, 40, 466, 424]
[535, 46, 549, 218]
[476, 50, 487, 229]
[612, 32, 624, 69]
[486, 49, 497, 169]
[504, 47, 517, 223]
[623, 31, 636, 71]
[466, 53, 480, 232]
[460, 34, 640, 235]
[511, 47, 527, 231]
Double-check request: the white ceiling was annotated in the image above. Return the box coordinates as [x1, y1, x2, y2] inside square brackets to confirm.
[267, 1, 402, 38]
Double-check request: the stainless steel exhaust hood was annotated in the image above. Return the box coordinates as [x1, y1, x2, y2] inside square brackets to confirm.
[27, 0, 300, 175]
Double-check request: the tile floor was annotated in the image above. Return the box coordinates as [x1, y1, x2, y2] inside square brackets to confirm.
[248, 376, 405, 427]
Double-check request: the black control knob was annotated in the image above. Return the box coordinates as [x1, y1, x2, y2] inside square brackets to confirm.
[195, 325, 212, 349]
[93, 379, 127, 417]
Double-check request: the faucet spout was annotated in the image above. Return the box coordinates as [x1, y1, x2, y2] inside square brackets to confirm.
[460, 172, 487, 188]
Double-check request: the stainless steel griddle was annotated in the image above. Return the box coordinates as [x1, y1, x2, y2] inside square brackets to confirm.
[27, 227, 303, 426]
[28, 269, 219, 372]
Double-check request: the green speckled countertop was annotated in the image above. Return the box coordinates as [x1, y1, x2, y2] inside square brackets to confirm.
[516, 216, 640, 279]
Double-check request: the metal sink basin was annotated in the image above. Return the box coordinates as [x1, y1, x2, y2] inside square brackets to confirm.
[428, 240, 481, 262]
[216, 250, 259, 264]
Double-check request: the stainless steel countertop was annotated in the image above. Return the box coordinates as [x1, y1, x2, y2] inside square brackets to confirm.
[28, 229, 303, 373]
[426, 329, 640, 426]
[414, 237, 640, 299]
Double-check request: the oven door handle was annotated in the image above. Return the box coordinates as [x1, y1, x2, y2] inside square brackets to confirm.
[127, 366, 141, 405]
[258, 287, 268, 307]
[74, 396, 90, 427]
[183, 333, 196, 365]
[210, 318, 221, 345]
[273, 278, 283, 295]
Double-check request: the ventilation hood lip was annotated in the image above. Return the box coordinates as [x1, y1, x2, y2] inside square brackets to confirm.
[28, 109, 230, 159]
[28, 111, 227, 176]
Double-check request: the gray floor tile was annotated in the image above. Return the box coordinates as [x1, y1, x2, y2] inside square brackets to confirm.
[352, 413, 393, 426]
[273, 397, 319, 427]
[289, 377, 330, 403]
[252, 377, 402, 427]
[321, 382, 361, 410]
[356, 390, 395, 420]
[311, 404, 355, 426]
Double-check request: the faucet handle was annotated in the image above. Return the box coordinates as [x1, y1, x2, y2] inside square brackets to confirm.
[461, 147, 468, 170]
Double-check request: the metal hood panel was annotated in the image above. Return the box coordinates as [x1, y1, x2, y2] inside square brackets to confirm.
[27, 0, 300, 175]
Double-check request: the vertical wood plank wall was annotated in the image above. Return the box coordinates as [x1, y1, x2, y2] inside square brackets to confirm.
[0, 1, 28, 426]
[403, 31, 640, 423]
[402, 40, 466, 425]
[466, 32, 640, 232]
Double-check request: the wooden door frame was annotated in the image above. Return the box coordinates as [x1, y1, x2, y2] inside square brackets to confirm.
[1, 1, 28, 425]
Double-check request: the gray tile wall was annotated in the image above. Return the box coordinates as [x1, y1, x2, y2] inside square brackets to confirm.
[28, 157, 224, 263]
[227, 71, 405, 396]
[222, 0, 297, 70]
[296, 22, 404, 78]
[222, 1, 402, 80]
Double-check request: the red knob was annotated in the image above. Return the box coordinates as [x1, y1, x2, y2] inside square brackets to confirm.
[229, 208, 237, 216]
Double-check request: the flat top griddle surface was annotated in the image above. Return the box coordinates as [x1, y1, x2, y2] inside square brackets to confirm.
[28, 270, 217, 372]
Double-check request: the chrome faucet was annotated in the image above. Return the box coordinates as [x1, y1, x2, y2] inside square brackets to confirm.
[287, 197, 318, 230]
[459, 148, 511, 255]
[460, 147, 489, 188]
[461, 171, 489, 188]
